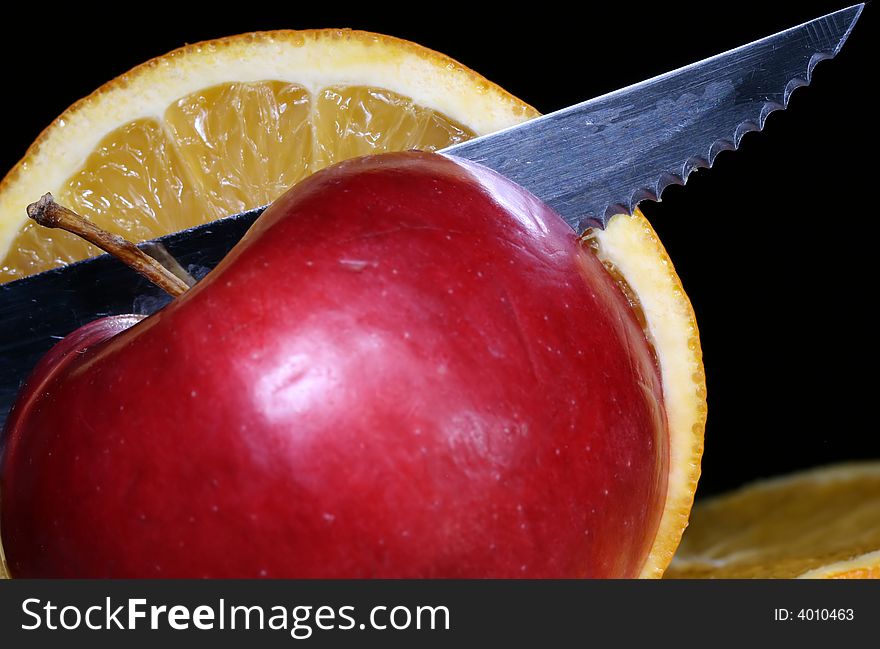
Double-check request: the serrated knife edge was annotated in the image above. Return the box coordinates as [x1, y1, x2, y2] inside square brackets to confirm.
[445, 4, 864, 230]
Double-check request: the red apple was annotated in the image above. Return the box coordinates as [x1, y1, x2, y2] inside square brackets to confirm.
[0, 151, 667, 577]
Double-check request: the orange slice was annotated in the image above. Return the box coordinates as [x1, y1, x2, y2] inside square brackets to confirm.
[0, 30, 538, 281]
[666, 462, 880, 578]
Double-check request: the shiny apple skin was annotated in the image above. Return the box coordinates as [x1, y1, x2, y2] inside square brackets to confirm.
[1, 151, 667, 578]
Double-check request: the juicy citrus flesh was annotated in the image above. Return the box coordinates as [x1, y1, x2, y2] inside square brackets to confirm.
[0, 30, 538, 281]
[1, 83, 475, 279]
[665, 462, 880, 579]
[0, 30, 706, 579]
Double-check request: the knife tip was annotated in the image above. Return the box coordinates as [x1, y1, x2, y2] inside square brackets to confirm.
[831, 4, 865, 56]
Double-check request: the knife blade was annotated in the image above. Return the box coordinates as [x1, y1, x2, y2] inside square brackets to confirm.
[0, 5, 864, 427]
[446, 4, 863, 231]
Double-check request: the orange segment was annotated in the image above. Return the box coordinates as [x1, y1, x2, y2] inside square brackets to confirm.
[7, 119, 201, 271]
[164, 81, 315, 214]
[666, 462, 880, 578]
[313, 86, 473, 168]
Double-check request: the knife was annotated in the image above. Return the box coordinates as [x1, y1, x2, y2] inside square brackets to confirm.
[0, 4, 864, 427]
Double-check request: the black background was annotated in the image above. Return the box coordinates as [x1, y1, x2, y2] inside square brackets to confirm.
[0, 1, 875, 498]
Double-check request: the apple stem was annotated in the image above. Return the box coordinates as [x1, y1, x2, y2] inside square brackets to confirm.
[26, 193, 190, 298]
